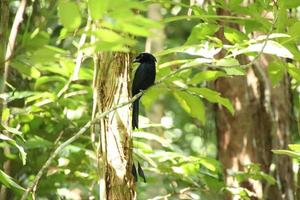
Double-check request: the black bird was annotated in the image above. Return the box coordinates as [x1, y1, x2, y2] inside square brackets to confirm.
[132, 53, 156, 129]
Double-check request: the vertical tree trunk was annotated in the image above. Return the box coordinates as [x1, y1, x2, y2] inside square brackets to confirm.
[215, 6, 293, 200]
[93, 52, 135, 200]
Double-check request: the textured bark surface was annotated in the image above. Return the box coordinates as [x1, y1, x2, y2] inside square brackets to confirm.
[215, 6, 293, 200]
[94, 52, 135, 200]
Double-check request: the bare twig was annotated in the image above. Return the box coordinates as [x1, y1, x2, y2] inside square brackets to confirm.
[2, 0, 27, 93]
[57, 18, 91, 98]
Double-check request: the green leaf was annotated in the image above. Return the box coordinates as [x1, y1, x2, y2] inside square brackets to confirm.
[23, 136, 53, 150]
[186, 23, 220, 44]
[2, 125, 23, 137]
[288, 144, 300, 152]
[173, 91, 205, 124]
[88, 0, 108, 20]
[189, 87, 234, 114]
[216, 58, 240, 67]
[288, 22, 300, 42]
[188, 71, 227, 84]
[58, 1, 81, 30]
[268, 61, 286, 86]
[11, 61, 40, 79]
[158, 59, 192, 69]
[285, 0, 300, 8]
[133, 132, 172, 148]
[272, 149, 300, 159]
[287, 63, 300, 82]
[0, 169, 25, 192]
[224, 26, 248, 44]
[133, 141, 153, 153]
[223, 67, 245, 75]
[237, 40, 293, 58]
[0, 134, 27, 165]
[34, 76, 66, 89]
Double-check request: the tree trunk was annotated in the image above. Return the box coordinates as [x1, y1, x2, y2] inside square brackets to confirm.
[93, 52, 135, 200]
[215, 6, 294, 200]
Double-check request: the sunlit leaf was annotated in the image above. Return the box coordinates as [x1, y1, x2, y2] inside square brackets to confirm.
[0, 134, 27, 165]
[58, 1, 81, 30]
[173, 91, 205, 124]
[216, 58, 240, 67]
[186, 23, 220, 44]
[268, 61, 286, 86]
[287, 63, 300, 82]
[288, 144, 300, 152]
[189, 87, 234, 114]
[189, 71, 227, 84]
[88, 0, 108, 20]
[234, 40, 293, 58]
[272, 149, 300, 159]
[224, 26, 248, 44]
[0, 169, 25, 192]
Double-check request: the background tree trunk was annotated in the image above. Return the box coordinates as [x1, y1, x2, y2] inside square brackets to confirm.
[93, 52, 135, 200]
[215, 7, 294, 200]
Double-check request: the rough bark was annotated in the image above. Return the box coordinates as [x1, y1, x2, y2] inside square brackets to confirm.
[93, 52, 135, 200]
[215, 6, 293, 200]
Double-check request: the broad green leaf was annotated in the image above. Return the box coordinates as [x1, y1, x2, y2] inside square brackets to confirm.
[252, 33, 291, 42]
[2, 125, 23, 137]
[23, 30, 50, 50]
[189, 87, 234, 114]
[181, 58, 213, 68]
[158, 59, 192, 69]
[224, 26, 248, 44]
[133, 132, 171, 148]
[58, 1, 81, 30]
[23, 136, 53, 150]
[268, 61, 286, 86]
[0, 134, 27, 165]
[287, 63, 300, 82]
[234, 40, 293, 58]
[0, 169, 25, 192]
[223, 67, 245, 75]
[285, 0, 300, 8]
[142, 87, 167, 111]
[288, 144, 300, 152]
[173, 91, 205, 124]
[11, 61, 40, 79]
[216, 58, 240, 67]
[156, 44, 221, 58]
[7, 91, 36, 103]
[34, 76, 66, 89]
[188, 71, 227, 84]
[133, 141, 153, 153]
[197, 156, 221, 172]
[31, 46, 63, 64]
[288, 22, 300, 42]
[186, 23, 220, 44]
[272, 149, 300, 159]
[88, 0, 108, 20]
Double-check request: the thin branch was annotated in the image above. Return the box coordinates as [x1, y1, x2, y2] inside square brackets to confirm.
[2, 0, 27, 93]
[20, 91, 143, 200]
[57, 18, 91, 98]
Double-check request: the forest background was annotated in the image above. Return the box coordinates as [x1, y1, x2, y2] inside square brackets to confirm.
[1, 0, 300, 199]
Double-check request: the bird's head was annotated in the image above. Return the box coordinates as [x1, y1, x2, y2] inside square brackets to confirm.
[133, 52, 157, 63]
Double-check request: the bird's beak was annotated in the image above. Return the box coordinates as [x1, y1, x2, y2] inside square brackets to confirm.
[133, 58, 139, 63]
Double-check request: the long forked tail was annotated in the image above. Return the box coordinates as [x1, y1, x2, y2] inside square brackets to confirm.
[132, 99, 139, 129]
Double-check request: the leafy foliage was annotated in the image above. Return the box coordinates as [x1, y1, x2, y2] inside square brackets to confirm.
[0, 0, 300, 199]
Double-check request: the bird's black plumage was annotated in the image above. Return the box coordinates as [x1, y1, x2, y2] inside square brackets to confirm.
[132, 53, 156, 129]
